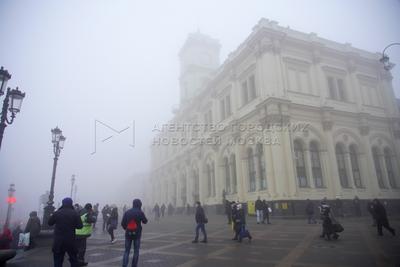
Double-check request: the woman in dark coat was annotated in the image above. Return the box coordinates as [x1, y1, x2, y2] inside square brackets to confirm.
[373, 199, 396, 236]
[24, 211, 41, 250]
[107, 207, 118, 243]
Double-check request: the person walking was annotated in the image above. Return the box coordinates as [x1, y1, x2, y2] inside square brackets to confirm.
[48, 197, 83, 267]
[75, 203, 96, 266]
[305, 199, 316, 224]
[224, 200, 232, 224]
[334, 197, 343, 217]
[123, 205, 127, 214]
[232, 203, 252, 242]
[121, 199, 148, 267]
[262, 199, 271, 224]
[367, 200, 376, 226]
[92, 203, 99, 229]
[373, 199, 396, 236]
[192, 201, 208, 243]
[107, 207, 118, 243]
[160, 204, 166, 217]
[319, 200, 338, 241]
[24, 211, 41, 250]
[255, 197, 263, 224]
[101, 205, 110, 232]
[353, 196, 361, 217]
[153, 203, 160, 221]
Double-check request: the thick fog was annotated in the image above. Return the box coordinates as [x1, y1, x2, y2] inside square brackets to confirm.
[0, 0, 399, 222]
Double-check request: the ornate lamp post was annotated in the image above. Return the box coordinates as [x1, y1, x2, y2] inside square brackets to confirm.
[42, 127, 66, 229]
[0, 66, 26, 150]
[380, 43, 400, 71]
[70, 174, 75, 198]
[4, 183, 16, 229]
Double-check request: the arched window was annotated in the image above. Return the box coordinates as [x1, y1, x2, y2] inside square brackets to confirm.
[180, 174, 187, 205]
[372, 147, 385, 188]
[224, 157, 231, 194]
[256, 143, 267, 190]
[247, 148, 256, 191]
[335, 143, 349, 188]
[193, 169, 200, 202]
[349, 145, 362, 188]
[206, 164, 212, 197]
[384, 147, 397, 188]
[230, 154, 237, 193]
[310, 141, 324, 188]
[211, 162, 216, 196]
[294, 140, 308, 187]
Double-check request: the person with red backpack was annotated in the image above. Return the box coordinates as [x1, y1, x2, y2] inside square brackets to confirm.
[121, 199, 148, 267]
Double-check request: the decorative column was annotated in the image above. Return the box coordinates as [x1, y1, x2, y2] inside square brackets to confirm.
[358, 115, 379, 196]
[321, 107, 341, 198]
[304, 149, 314, 188]
[343, 149, 356, 189]
[378, 151, 390, 189]
[232, 133, 246, 202]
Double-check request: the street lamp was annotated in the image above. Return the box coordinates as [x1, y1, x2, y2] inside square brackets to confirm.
[42, 127, 66, 229]
[70, 174, 75, 198]
[380, 43, 400, 71]
[4, 184, 16, 229]
[0, 66, 26, 150]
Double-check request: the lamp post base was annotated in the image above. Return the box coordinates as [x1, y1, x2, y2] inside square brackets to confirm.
[42, 204, 55, 230]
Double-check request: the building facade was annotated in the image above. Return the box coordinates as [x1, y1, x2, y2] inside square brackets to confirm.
[150, 18, 400, 213]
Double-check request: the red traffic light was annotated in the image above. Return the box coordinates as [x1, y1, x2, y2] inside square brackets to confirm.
[7, 196, 16, 204]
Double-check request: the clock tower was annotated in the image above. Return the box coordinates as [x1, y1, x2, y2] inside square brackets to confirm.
[179, 32, 220, 105]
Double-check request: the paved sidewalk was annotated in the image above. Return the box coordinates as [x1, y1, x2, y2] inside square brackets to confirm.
[7, 214, 400, 267]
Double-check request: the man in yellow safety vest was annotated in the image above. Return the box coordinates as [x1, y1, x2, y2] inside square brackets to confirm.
[75, 203, 96, 266]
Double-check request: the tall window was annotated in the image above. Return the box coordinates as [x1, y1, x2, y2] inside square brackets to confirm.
[256, 143, 267, 189]
[335, 143, 349, 188]
[241, 81, 249, 105]
[247, 148, 256, 191]
[220, 98, 226, 120]
[206, 163, 214, 197]
[241, 75, 257, 106]
[349, 145, 362, 188]
[327, 76, 346, 101]
[384, 148, 397, 188]
[249, 75, 257, 100]
[181, 174, 187, 205]
[225, 95, 231, 116]
[310, 141, 324, 188]
[193, 169, 199, 201]
[294, 140, 308, 187]
[224, 157, 231, 194]
[372, 147, 385, 188]
[211, 162, 216, 196]
[220, 94, 232, 121]
[230, 154, 237, 193]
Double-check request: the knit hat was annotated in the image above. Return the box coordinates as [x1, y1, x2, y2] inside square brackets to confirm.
[62, 197, 73, 207]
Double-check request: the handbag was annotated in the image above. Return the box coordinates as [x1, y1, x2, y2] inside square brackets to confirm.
[332, 223, 344, 233]
[18, 233, 30, 247]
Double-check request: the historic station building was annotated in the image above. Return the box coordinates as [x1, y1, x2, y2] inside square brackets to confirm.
[149, 18, 400, 214]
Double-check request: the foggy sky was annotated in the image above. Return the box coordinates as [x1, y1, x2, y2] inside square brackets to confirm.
[1, 0, 399, 222]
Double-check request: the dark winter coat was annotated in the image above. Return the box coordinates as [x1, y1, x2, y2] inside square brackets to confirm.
[305, 201, 315, 215]
[25, 212, 41, 237]
[263, 201, 270, 213]
[373, 201, 389, 223]
[121, 199, 148, 238]
[367, 202, 376, 218]
[48, 204, 83, 252]
[255, 199, 263, 210]
[195, 206, 207, 224]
